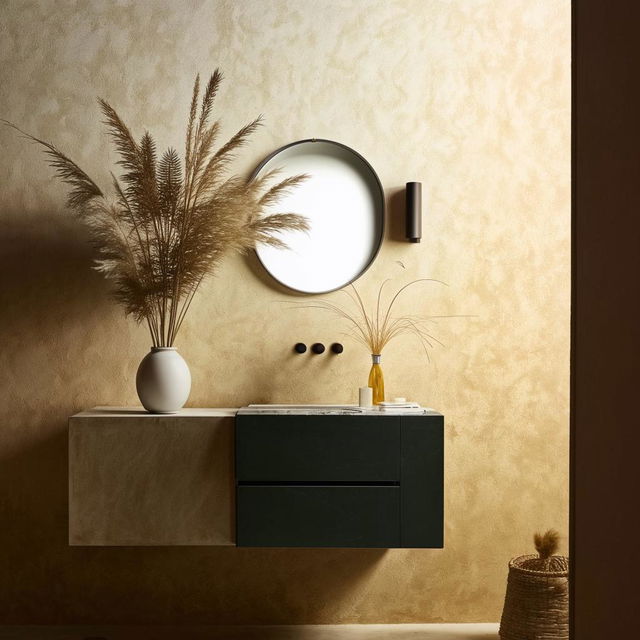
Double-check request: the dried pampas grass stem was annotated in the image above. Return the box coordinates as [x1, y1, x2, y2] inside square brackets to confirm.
[295, 278, 466, 359]
[4, 69, 308, 346]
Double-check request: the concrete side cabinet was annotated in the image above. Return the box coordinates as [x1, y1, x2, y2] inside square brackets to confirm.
[69, 408, 237, 546]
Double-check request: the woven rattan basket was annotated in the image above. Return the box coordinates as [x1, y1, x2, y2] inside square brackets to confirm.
[499, 553, 569, 640]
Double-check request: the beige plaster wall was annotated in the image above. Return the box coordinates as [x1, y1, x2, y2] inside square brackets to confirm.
[0, 0, 570, 625]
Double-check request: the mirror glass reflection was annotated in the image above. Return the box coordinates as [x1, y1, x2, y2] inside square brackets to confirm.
[253, 139, 385, 294]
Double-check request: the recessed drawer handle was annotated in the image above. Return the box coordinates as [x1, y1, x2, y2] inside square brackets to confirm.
[237, 480, 400, 487]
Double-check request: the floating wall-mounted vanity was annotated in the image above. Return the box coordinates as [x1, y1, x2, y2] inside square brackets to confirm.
[68, 407, 443, 549]
[236, 407, 443, 548]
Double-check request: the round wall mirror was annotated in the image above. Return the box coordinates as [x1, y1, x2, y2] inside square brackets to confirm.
[252, 138, 385, 294]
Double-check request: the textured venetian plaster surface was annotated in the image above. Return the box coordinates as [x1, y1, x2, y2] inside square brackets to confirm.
[0, 0, 570, 625]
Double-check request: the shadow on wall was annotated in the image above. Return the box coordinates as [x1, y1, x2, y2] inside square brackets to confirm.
[0, 211, 387, 624]
[0, 625, 500, 639]
[0, 210, 128, 410]
[387, 187, 408, 244]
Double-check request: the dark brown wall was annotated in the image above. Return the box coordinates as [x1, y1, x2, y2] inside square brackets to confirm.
[572, 2, 640, 638]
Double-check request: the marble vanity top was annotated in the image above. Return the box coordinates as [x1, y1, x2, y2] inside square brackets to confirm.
[238, 404, 438, 416]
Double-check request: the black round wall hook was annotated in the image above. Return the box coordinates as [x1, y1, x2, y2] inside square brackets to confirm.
[294, 343, 307, 354]
[311, 343, 326, 354]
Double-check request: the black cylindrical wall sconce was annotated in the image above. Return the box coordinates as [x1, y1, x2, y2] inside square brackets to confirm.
[406, 181, 422, 243]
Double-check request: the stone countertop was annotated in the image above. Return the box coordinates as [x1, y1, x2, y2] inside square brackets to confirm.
[71, 406, 441, 418]
[71, 407, 239, 418]
[238, 405, 440, 416]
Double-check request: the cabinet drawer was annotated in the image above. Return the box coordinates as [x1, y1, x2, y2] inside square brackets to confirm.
[236, 485, 400, 547]
[235, 415, 400, 481]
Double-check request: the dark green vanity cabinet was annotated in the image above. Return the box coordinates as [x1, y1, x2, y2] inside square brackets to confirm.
[235, 412, 444, 548]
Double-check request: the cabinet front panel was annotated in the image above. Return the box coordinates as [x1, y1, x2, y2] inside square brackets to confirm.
[236, 415, 400, 482]
[237, 485, 401, 547]
[400, 415, 444, 548]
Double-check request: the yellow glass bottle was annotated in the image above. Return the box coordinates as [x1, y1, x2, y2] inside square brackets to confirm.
[368, 354, 385, 404]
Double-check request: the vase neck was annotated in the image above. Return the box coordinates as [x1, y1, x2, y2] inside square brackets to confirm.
[371, 354, 381, 364]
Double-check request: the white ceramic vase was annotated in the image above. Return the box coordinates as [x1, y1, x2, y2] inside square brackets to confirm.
[136, 347, 191, 414]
